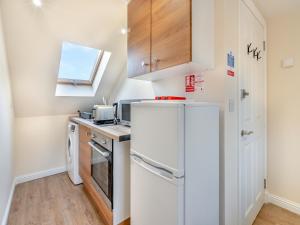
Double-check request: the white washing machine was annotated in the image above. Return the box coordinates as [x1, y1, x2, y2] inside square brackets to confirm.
[67, 122, 82, 185]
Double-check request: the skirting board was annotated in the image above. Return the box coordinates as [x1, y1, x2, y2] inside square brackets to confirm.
[15, 166, 67, 185]
[265, 191, 300, 215]
[1, 166, 67, 225]
[1, 180, 16, 225]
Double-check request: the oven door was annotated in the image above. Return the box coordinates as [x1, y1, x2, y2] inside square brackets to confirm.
[89, 141, 113, 208]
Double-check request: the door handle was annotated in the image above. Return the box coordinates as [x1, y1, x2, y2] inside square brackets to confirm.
[100, 139, 107, 145]
[67, 139, 71, 160]
[88, 142, 110, 158]
[241, 89, 250, 99]
[141, 61, 150, 67]
[152, 58, 160, 64]
[130, 154, 176, 183]
[241, 130, 254, 137]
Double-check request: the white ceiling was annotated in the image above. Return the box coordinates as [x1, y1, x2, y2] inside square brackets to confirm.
[253, 0, 300, 18]
[0, 0, 127, 117]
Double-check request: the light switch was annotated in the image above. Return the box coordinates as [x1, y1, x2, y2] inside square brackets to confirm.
[281, 57, 294, 68]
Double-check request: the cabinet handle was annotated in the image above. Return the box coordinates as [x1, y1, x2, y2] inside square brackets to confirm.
[152, 58, 160, 64]
[141, 61, 150, 67]
[101, 139, 107, 145]
[86, 131, 91, 137]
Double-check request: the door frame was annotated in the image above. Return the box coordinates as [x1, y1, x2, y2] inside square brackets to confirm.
[238, 0, 267, 224]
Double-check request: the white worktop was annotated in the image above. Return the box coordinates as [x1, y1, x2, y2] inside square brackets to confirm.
[71, 117, 131, 142]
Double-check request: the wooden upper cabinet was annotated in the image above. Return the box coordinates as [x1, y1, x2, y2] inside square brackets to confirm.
[151, 0, 191, 72]
[127, 0, 151, 78]
[127, 0, 192, 77]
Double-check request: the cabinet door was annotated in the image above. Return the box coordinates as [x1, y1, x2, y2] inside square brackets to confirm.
[79, 125, 91, 144]
[127, 0, 151, 77]
[79, 142, 91, 183]
[79, 125, 91, 183]
[151, 0, 191, 71]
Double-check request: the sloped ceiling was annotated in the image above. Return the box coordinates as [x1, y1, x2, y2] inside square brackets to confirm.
[253, 0, 300, 19]
[0, 0, 127, 117]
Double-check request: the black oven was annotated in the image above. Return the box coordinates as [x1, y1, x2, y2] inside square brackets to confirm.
[88, 135, 113, 209]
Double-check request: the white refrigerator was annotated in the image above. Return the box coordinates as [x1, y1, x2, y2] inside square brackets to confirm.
[130, 101, 219, 225]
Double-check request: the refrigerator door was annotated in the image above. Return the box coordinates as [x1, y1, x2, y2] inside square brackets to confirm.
[131, 102, 185, 177]
[131, 155, 184, 225]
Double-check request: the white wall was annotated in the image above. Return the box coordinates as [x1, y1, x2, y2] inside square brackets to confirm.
[0, 0, 128, 177]
[14, 115, 70, 176]
[1, 0, 127, 117]
[109, 68, 155, 103]
[267, 12, 300, 204]
[222, 0, 239, 224]
[0, 9, 14, 224]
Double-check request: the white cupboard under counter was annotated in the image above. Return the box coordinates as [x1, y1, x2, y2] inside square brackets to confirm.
[71, 117, 131, 225]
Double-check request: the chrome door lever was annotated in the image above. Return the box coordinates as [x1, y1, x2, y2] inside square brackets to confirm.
[241, 130, 254, 137]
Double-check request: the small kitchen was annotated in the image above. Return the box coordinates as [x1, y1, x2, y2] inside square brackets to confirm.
[2, 0, 223, 224]
[65, 0, 220, 224]
[70, 99, 219, 225]
[3, 0, 300, 224]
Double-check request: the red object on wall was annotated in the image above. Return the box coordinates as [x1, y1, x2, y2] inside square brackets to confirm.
[185, 74, 195, 92]
[155, 96, 186, 100]
[227, 70, 235, 77]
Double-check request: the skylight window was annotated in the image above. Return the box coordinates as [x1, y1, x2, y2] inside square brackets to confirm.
[55, 42, 111, 97]
[58, 42, 102, 85]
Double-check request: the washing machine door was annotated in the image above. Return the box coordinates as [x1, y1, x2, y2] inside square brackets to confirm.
[67, 123, 76, 164]
[67, 135, 73, 178]
[67, 136, 72, 162]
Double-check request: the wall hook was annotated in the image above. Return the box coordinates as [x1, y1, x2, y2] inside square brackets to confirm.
[252, 47, 258, 58]
[256, 50, 262, 61]
[247, 43, 253, 55]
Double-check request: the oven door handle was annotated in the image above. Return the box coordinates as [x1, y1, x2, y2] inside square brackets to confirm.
[88, 141, 110, 158]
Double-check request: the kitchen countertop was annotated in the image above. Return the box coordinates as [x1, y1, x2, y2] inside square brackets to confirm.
[71, 117, 131, 142]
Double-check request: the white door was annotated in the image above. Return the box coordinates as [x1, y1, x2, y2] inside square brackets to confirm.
[130, 155, 184, 225]
[239, 1, 266, 225]
[131, 102, 185, 176]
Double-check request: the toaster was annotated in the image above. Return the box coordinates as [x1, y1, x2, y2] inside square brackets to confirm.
[93, 105, 114, 124]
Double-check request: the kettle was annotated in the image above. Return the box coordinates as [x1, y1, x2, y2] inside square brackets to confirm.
[113, 102, 118, 125]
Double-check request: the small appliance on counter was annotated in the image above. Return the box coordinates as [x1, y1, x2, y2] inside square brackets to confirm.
[78, 111, 93, 120]
[112, 102, 119, 125]
[93, 105, 115, 125]
[118, 99, 153, 127]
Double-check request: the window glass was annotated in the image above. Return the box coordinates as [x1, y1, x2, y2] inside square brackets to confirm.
[58, 42, 101, 81]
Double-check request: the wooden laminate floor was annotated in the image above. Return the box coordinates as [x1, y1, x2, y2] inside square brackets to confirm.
[253, 203, 300, 225]
[8, 173, 105, 225]
[8, 173, 300, 225]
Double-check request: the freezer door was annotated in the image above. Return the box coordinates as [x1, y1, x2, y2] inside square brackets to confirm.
[131, 102, 185, 176]
[131, 155, 184, 225]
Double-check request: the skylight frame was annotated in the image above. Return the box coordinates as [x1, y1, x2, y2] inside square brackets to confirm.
[57, 45, 104, 86]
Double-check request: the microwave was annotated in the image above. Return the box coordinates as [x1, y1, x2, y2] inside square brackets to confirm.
[119, 99, 151, 126]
